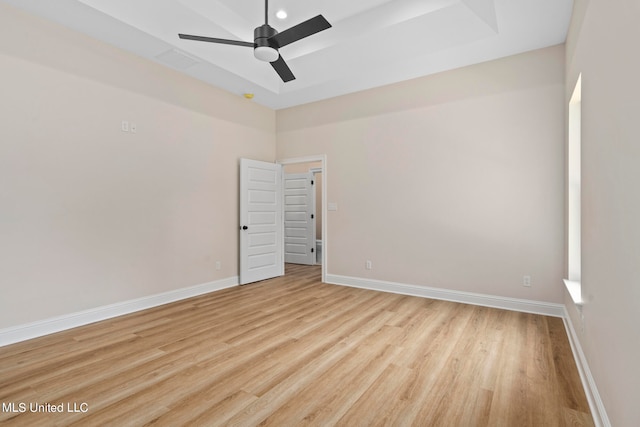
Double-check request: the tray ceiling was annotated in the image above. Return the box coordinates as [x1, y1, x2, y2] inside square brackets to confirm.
[2, 0, 573, 109]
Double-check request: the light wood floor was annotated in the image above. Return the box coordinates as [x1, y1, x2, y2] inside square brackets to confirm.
[1, 264, 593, 426]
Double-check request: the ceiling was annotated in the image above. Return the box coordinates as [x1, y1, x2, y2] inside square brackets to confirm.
[3, 0, 573, 110]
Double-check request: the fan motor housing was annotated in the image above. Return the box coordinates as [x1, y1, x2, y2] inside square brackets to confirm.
[254, 24, 278, 48]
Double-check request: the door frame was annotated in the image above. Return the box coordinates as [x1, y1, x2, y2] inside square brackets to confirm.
[277, 155, 327, 283]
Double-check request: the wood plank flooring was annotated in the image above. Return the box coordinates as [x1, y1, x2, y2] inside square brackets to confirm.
[0, 264, 593, 426]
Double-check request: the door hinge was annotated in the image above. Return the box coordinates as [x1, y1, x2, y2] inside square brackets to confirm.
[311, 214, 315, 219]
[311, 180, 314, 185]
[311, 248, 315, 253]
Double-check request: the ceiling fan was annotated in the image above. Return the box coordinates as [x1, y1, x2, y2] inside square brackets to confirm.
[178, 0, 332, 82]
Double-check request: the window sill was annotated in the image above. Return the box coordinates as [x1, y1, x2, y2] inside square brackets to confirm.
[564, 279, 584, 309]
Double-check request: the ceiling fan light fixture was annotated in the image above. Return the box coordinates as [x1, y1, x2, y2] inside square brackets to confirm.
[178, 0, 331, 82]
[254, 46, 279, 62]
[276, 9, 287, 20]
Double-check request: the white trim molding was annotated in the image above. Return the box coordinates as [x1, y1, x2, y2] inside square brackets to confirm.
[325, 274, 565, 317]
[563, 307, 611, 427]
[0, 276, 239, 347]
[564, 279, 584, 308]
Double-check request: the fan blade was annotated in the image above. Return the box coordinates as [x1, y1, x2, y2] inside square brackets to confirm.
[270, 55, 295, 82]
[269, 15, 331, 48]
[179, 34, 254, 48]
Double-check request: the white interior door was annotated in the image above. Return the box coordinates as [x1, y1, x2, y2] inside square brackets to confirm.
[284, 172, 316, 265]
[239, 159, 283, 285]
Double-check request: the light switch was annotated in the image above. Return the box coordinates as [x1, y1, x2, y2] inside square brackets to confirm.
[328, 203, 338, 211]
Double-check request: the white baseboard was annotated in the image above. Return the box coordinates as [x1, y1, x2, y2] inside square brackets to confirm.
[0, 271, 610, 426]
[562, 307, 611, 427]
[0, 276, 239, 347]
[325, 274, 565, 317]
[325, 274, 610, 424]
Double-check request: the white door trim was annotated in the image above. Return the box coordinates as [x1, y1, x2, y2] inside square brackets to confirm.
[277, 155, 327, 283]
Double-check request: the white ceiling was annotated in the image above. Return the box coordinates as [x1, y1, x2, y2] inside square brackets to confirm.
[3, 0, 573, 110]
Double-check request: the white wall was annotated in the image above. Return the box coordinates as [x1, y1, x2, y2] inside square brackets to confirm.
[277, 45, 566, 303]
[565, 0, 640, 425]
[0, 3, 275, 329]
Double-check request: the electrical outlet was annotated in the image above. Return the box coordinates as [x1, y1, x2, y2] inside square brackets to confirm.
[365, 260, 372, 270]
[215, 261, 221, 270]
[523, 275, 531, 287]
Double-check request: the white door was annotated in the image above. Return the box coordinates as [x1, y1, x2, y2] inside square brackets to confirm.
[239, 159, 284, 285]
[284, 172, 316, 265]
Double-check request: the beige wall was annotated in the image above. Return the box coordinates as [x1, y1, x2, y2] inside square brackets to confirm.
[4, 3, 636, 423]
[0, 4, 275, 328]
[278, 45, 566, 303]
[565, 0, 640, 425]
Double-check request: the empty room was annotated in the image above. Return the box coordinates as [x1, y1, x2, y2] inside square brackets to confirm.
[0, 0, 638, 426]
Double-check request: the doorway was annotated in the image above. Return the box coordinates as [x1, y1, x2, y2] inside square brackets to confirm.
[278, 155, 327, 283]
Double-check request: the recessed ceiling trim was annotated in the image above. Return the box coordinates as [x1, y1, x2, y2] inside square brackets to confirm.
[155, 48, 199, 69]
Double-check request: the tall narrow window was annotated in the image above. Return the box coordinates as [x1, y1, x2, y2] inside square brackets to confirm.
[567, 74, 582, 302]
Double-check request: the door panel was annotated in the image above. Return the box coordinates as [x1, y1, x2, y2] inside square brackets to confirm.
[284, 172, 315, 265]
[239, 159, 283, 285]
